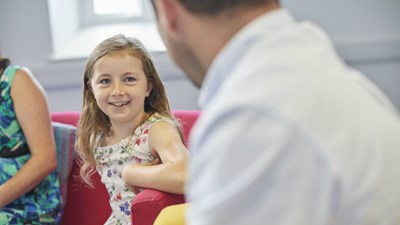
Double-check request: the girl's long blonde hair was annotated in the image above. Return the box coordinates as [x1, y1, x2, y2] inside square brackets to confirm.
[75, 34, 182, 187]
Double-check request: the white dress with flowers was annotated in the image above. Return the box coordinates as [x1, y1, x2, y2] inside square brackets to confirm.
[94, 113, 172, 225]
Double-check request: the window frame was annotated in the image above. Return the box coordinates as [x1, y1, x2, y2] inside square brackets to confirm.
[47, 0, 163, 60]
[79, 0, 155, 27]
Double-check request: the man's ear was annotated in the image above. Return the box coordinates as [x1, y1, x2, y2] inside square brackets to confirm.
[154, 0, 180, 34]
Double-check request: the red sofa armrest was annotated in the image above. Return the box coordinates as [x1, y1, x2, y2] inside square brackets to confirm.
[131, 189, 185, 225]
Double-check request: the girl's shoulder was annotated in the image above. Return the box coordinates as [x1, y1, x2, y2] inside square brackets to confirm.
[137, 113, 179, 137]
[145, 112, 177, 128]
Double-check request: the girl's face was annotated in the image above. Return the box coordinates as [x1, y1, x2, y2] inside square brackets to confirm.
[90, 51, 152, 126]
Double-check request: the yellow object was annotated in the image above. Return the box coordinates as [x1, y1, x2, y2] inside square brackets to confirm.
[153, 203, 188, 225]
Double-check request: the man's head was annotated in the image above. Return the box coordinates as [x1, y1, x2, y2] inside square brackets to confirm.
[151, 0, 280, 87]
[152, 0, 279, 15]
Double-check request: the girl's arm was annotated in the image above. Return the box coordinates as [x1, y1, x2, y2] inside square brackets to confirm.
[0, 68, 57, 207]
[122, 121, 189, 194]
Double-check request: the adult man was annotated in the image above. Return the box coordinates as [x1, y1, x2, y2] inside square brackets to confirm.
[151, 0, 400, 224]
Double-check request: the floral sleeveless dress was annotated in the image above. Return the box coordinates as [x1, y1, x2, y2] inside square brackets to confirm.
[0, 65, 63, 225]
[94, 113, 174, 225]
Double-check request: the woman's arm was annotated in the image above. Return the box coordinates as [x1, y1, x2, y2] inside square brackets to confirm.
[0, 67, 57, 207]
[122, 121, 189, 194]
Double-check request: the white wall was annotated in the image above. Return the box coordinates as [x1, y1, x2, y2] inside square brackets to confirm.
[1, 0, 399, 112]
[282, 0, 400, 109]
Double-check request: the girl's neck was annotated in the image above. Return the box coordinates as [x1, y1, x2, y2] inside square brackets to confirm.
[106, 112, 150, 145]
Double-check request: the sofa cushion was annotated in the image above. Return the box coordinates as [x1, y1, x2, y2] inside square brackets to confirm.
[52, 122, 76, 205]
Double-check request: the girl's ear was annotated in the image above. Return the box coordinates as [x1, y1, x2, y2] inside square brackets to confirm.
[86, 81, 92, 91]
[146, 82, 153, 97]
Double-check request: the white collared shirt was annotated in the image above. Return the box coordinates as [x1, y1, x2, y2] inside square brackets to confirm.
[187, 8, 400, 225]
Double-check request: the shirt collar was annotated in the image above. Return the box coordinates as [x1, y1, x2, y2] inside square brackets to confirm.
[198, 8, 294, 108]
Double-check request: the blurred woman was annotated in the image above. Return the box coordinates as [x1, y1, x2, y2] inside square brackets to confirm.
[0, 53, 62, 224]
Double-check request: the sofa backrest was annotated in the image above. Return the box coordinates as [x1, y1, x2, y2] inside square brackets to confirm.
[51, 110, 199, 143]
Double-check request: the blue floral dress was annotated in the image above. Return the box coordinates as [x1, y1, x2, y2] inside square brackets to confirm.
[0, 65, 63, 225]
[94, 113, 174, 225]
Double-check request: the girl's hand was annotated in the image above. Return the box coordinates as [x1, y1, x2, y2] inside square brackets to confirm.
[124, 158, 161, 194]
[129, 185, 143, 195]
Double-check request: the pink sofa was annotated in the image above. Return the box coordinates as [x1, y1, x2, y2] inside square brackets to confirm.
[51, 110, 200, 225]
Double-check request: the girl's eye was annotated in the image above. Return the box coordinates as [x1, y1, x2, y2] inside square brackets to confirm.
[125, 77, 136, 82]
[99, 79, 111, 85]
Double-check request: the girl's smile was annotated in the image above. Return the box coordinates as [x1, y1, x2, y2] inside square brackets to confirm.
[109, 100, 131, 107]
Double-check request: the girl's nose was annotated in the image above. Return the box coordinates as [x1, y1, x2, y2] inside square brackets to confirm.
[111, 82, 125, 96]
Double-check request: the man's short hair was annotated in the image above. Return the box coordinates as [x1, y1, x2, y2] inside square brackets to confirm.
[177, 0, 279, 15]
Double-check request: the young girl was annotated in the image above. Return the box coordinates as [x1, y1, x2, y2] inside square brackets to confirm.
[75, 34, 189, 225]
